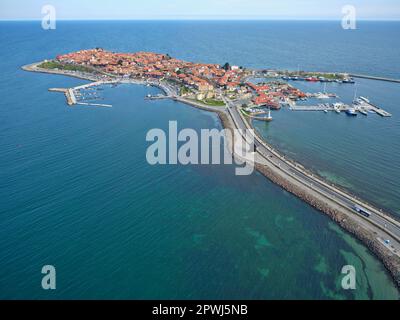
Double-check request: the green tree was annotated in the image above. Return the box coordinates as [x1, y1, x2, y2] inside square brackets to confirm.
[222, 62, 230, 71]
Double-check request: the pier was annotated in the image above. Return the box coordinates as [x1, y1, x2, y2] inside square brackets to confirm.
[360, 100, 392, 117]
[290, 105, 338, 112]
[73, 80, 119, 90]
[49, 88, 76, 105]
[76, 102, 112, 108]
[49, 80, 116, 108]
[290, 99, 392, 117]
[145, 94, 171, 100]
[350, 74, 400, 84]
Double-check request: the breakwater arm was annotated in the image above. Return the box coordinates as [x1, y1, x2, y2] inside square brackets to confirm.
[350, 74, 400, 83]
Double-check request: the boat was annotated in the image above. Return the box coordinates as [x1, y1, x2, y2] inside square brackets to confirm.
[332, 103, 342, 113]
[352, 88, 362, 105]
[319, 77, 330, 82]
[317, 83, 331, 99]
[316, 93, 330, 99]
[345, 108, 358, 116]
[324, 110, 328, 113]
[342, 78, 355, 84]
[358, 108, 368, 116]
[359, 96, 370, 104]
[280, 99, 290, 106]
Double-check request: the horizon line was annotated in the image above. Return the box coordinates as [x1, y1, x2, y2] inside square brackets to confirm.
[1, 18, 400, 22]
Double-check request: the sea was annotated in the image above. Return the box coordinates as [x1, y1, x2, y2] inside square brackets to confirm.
[0, 21, 399, 299]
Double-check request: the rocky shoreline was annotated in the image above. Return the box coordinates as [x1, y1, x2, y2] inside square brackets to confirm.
[253, 163, 400, 288]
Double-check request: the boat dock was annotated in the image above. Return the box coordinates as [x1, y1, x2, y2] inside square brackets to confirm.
[76, 102, 112, 108]
[49, 80, 117, 108]
[290, 105, 339, 111]
[49, 88, 76, 105]
[290, 98, 392, 117]
[358, 100, 392, 117]
[145, 94, 171, 100]
[73, 80, 119, 91]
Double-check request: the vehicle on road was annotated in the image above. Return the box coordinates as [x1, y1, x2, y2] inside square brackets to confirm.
[353, 205, 371, 218]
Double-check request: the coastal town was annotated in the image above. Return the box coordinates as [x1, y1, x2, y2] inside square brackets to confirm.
[32, 48, 391, 119]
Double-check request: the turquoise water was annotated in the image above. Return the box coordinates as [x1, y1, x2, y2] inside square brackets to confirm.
[0, 21, 399, 299]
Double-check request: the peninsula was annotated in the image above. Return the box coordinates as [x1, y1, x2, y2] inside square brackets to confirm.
[22, 49, 400, 287]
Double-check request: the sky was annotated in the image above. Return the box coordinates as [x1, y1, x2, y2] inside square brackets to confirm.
[1, 0, 400, 20]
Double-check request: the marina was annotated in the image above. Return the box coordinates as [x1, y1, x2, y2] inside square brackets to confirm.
[289, 100, 392, 117]
[49, 80, 118, 108]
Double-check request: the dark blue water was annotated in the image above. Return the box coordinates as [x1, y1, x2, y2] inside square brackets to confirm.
[0, 21, 399, 299]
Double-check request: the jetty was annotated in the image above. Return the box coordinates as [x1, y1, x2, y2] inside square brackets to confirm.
[350, 74, 400, 84]
[49, 88, 76, 105]
[145, 94, 171, 100]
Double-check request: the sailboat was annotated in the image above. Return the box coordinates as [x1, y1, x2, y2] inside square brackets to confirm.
[317, 83, 330, 99]
[352, 87, 358, 104]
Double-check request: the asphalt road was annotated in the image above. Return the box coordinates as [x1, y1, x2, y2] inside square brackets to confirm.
[226, 100, 400, 252]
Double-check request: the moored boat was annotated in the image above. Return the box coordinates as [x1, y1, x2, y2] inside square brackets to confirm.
[358, 108, 368, 116]
[342, 78, 355, 84]
[360, 96, 370, 103]
[345, 108, 357, 116]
